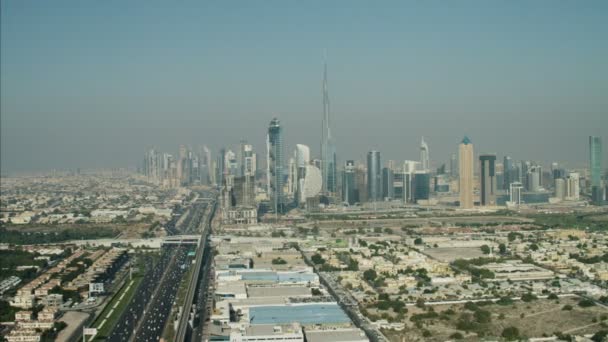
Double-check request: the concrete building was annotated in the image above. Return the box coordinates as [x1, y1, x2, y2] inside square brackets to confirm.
[459, 137, 474, 209]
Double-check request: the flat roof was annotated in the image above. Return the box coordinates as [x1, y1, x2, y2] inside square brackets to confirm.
[249, 303, 350, 325]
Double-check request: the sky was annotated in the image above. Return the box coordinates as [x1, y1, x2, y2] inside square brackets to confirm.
[1, 1, 607, 173]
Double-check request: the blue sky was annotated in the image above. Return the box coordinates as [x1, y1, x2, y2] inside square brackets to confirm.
[1, 1, 607, 172]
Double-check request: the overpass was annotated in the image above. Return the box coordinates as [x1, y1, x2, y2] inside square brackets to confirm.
[161, 235, 201, 246]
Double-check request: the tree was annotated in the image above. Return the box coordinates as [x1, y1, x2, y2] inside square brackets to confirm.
[521, 293, 537, 302]
[480, 245, 491, 254]
[414, 238, 423, 245]
[311, 254, 325, 265]
[530, 243, 539, 251]
[499, 243, 507, 254]
[579, 299, 596, 308]
[363, 269, 377, 282]
[449, 332, 464, 340]
[502, 326, 520, 340]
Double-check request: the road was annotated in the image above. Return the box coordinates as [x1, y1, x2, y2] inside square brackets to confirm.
[103, 194, 211, 342]
[175, 196, 217, 342]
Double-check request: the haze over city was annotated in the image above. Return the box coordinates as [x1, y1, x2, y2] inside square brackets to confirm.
[2, 1, 607, 173]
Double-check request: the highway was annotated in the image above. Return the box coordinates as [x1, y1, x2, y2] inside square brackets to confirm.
[175, 196, 216, 342]
[103, 193, 212, 342]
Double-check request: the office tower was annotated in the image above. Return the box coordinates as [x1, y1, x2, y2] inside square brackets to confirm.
[387, 160, 397, 172]
[459, 136, 474, 209]
[403, 160, 419, 203]
[450, 153, 457, 177]
[527, 165, 541, 192]
[590, 136, 603, 188]
[342, 160, 356, 205]
[382, 167, 394, 200]
[321, 57, 337, 194]
[354, 166, 367, 203]
[367, 151, 381, 202]
[301, 164, 323, 207]
[225, 149, 238, 176]
[479, 154, 497, 206]
[266, 118, 284, 214]
[509, 182, 523, 205]
[590, 136, 603, 204]
[420, 137, 430, 171]
[233, 175, 255, 207]
[566, 172, 580, 200]
[177, 144, 187, 185]
[217, 148, 226, 187]
[555, 178, 566, 200]
[241, 145, 256, 177]
[503, 156, 512, 190]
[295, 144, 311, 205]
[287, 156, 296, 197]
[413, 171, 431, 202]
[200, 145, 211, 184]
[434, 174, 450, 192]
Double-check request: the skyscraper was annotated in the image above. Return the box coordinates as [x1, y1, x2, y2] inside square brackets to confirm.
[382, 167, 394, 200]
[459, 137, 474, 209]
[266, 118, 284, 214]
[479, 154, 497, 206]
[321, 56, 337, 194]
[589, 136, 603, 204]
[450, 153, 457, 178]
[590, 136, 603, 187]
[295, 144, 311, 205]
[342, 160, 356, 205]
[420, 137, 430, 171]
[503, 156, 512, 190]
[367, 151, 381, 202]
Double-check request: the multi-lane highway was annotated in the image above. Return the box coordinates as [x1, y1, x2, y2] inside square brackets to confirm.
[175, 197, 216, 342]
[103, 192, 214, 342]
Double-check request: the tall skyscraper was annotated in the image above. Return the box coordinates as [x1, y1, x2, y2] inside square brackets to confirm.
[503, 156, 512, 190]
[459, 136, 474, 209]
[342, 160, 356, 205]
[589, 136, 603, 204]
[420, 137, 430, 171]
[479, 154, 497, 206]
[321, 57, 337, 194]
[382, 167, 394, 200]
[590, 136, 603, 187]
[295, 144, 311, 205]
[266, 118, 284, 214]
[449, 153, 457, 178]
[367, 151, 381, 202]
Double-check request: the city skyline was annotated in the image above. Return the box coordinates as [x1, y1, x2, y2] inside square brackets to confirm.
[2, 1, 608, 172]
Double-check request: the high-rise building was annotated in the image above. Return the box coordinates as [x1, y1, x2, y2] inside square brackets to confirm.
[450, 153, 457, 178]
[295, 144, 311, 205]
[367, 151, 381, 202]
[402, 160, 419, 203]
[590, 136, 603, 188]
[382, 167, 394, 200]
[566, 172, 580, 200]
[342, 160, 356, 205]
[287, 157, 296, 197]
[413, 171, 431, 202]
[503, 156, 512, 190]
[420, 137, 430, 171]
[479, 154, 497, 206]
[321, 57, 337, 194]
[509, 182, 523, 205]
[266, 118, 284, 214]
[459, 136, 474, 209]
[555, 178, 566, 200]
[590, 136, 603, 204]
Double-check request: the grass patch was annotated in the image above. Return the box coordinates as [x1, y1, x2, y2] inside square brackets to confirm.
[92, 274, 143, 340]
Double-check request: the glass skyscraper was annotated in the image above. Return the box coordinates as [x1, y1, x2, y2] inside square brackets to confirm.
[267, 118, 284, 214]
[367, 151, 381, 202]
[589, 136, 603, 204]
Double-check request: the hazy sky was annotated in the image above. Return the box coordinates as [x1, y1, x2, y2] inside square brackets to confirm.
[2, 1, 607, 173]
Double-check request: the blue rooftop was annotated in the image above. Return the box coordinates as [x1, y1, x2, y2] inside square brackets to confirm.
[462, 136, 472, 145]
[249, 303, 350, 325]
